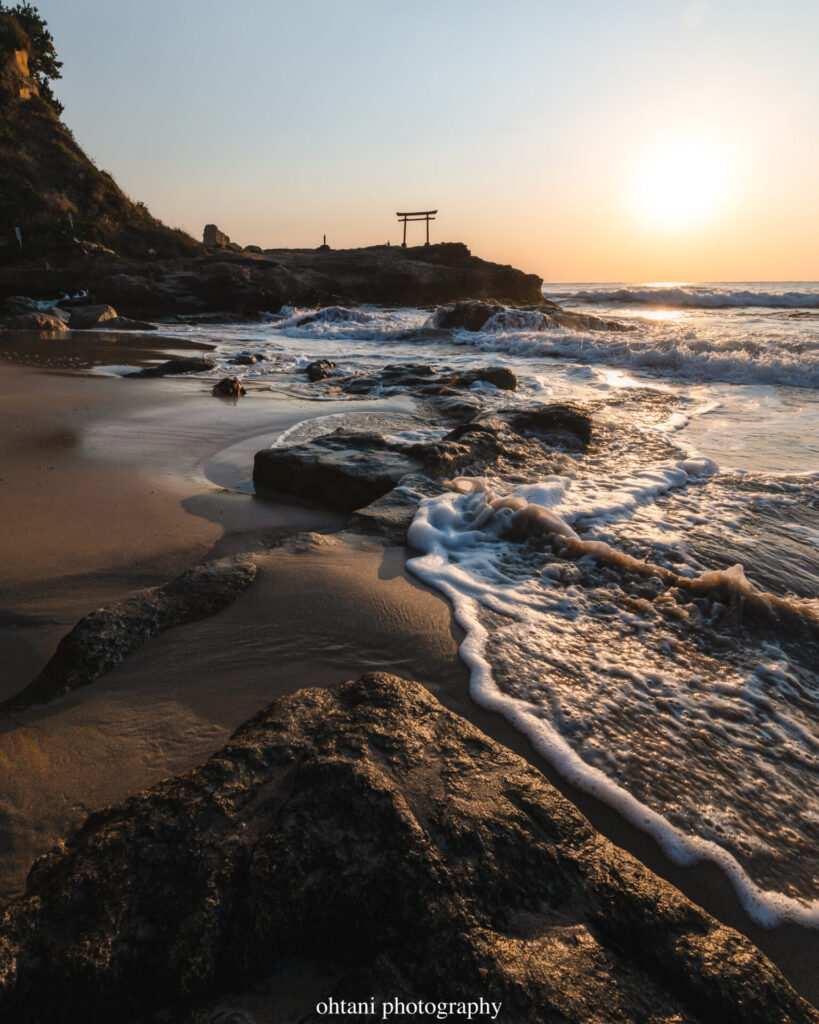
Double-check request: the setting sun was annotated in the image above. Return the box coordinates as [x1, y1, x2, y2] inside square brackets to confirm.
[632, 136, 733, 231]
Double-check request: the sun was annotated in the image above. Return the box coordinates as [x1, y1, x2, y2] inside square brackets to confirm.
[632, 136, 731, 230]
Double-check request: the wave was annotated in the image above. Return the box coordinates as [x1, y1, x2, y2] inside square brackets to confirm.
[547, 287, 819, 309]
[453, 326, 819, 389]
[406, 468, 819, 927]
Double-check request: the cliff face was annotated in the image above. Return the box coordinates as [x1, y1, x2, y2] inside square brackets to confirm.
[0, 15, 199, 260]
[0, 673, 814, 1024]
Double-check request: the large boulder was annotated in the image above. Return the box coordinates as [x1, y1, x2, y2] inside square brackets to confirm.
[0, 674, 812, 1023]
[253, 430, 423, 511]
[434, 300, 503, 331]
[68, 303, 118, 329]
[2, 311, 67, 331]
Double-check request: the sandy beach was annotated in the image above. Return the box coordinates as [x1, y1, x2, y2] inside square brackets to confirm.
[0, 332, 817, 1009]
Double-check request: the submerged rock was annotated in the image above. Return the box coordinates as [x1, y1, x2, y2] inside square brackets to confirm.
[134, 356, 217, 377]
[0, 674, 812, 1023]
[319, 362, 517, 400]
[212, 376, 246, 397]
[0, 557, 257, 714]
[231, 352, 265, 366]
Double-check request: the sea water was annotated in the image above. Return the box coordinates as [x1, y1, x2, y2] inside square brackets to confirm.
[165, 281, 819, 927]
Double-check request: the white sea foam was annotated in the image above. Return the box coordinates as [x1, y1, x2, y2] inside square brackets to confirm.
[406, 465, 819, 928]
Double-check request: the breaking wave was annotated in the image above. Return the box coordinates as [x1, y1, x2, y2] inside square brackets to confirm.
[453, 325, 819, 389]
[547, 286, 819, 309]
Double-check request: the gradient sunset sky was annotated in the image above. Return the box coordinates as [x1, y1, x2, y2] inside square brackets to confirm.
[39, 0, 819, 281]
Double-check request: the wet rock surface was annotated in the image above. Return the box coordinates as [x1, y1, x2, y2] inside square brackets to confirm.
[134, 355, 217, 377]
[67, 303, 118, 328]
[433, 299, 633, 334]
[254, 431, 425, 512]
[212, 376, 246, 397]
[0, 557, 257, 714]
[253, 404, 591, 516]
[304, 358, 336, 381]
[1, 311, 68, 331]
[0, 673, 813, 1024]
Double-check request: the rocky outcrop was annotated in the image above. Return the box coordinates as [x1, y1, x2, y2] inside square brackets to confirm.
[0, 244, 544, 318]
[0, 557, 256, 714]
[319, 361, 518, 400]
[203, 224, 230, 248]
[253, 405, 591, 515]
[0, 674, 813, 1024]
[434, 299, 633, 335]
[2, 311, 67, 331]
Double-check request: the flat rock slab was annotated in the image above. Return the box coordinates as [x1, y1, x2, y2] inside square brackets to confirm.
[254, 430, 424, 512]
[0, 674, 813, 1023]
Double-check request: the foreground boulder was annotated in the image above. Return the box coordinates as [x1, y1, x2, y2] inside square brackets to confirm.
[0, 674, 812, 1023]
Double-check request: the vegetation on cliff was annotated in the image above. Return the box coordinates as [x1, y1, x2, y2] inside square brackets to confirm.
[0, 4, 199, 259]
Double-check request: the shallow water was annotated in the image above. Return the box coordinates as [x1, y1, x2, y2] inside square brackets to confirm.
[155, 283, 819, 926]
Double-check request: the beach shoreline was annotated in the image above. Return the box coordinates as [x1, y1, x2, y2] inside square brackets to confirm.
[0, 338, 817, 1008]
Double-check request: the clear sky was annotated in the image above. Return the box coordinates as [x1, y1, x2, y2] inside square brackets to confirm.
[36, 0, 819, 281]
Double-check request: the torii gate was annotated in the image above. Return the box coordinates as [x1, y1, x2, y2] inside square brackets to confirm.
[396, 210, 437, 247]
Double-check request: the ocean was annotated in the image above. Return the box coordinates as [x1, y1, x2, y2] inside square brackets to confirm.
[157, 281, 819, 929]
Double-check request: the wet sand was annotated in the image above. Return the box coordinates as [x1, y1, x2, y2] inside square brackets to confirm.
[0, 343, 817, 1007]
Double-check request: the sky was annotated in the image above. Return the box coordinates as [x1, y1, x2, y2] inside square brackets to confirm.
[36, 0, 819, 281]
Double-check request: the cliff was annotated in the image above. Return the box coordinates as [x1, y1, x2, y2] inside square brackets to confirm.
[0, 8, 199, 259]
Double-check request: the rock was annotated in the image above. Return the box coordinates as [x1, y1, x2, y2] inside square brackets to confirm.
[0, 557, 256, 714]
[43, 306, 70, 322]
[2, 311, 68, 331]
[304, 358, 336, 381]
[227, 241, 243, 253]
[434, 300, 503, 331]
[68, 303, 118, 328]
[1, 295, 39, 315]
[449, 366, 517, 390]
[203, 224, 230, 248]
[0, 674, 813, 1023]
[244, 244, 263, 254]
[253, 431, 423, 512]
[349, 474, 440, 545]
[325, 363, 516, 398]
[212, 376, 246, 397]
[92, 316, 157, 331]
[506, 402, 593, 447]
[135, 356, 217, 378]
[231, 353, 264, 366]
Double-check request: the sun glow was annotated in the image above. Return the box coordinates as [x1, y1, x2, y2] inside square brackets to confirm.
[632, 137, 732, 231]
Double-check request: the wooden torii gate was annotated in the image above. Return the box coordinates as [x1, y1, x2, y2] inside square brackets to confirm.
[396, 209, 437, 247]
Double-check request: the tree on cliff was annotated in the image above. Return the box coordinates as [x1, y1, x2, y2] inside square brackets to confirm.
[0, 2, 62, 112]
